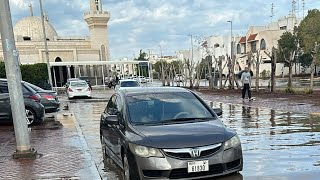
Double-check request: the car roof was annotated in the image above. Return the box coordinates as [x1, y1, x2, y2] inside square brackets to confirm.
[119, 79, 139, 82]
[70, 80, 87, 84]
[119, 87, 190, 96]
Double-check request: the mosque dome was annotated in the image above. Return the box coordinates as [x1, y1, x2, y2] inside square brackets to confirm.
[14, 16, 58, 41]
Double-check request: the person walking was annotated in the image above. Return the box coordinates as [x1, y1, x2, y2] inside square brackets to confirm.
[241, 67, 252, 101]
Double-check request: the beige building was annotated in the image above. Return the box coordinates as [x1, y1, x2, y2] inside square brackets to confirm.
[0, 0, 110, 87]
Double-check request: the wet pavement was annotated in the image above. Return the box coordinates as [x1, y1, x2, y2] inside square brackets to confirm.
[1, 86, 319, 180]
[66, 88, 320, 180]
[0, 114, 100, 180]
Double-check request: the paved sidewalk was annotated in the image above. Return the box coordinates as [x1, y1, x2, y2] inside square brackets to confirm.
[0, 112, 101, 180]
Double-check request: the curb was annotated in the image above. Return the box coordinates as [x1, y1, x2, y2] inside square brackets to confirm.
[68, 111, 102, 179]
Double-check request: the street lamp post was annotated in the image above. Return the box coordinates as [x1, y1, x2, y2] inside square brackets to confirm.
[39, 0, 53, 90]
[159, 45, 165, 86]
[227, 20, 235, 88]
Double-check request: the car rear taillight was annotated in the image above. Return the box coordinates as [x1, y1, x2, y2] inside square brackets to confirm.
[43, 94, 55, 101]
[29, 94, 40, 102]
[68, 88, 73, 92]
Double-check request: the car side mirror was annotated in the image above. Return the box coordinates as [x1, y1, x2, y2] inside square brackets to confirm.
[106, 115, 119, 125]
[212, 108, 222, 116]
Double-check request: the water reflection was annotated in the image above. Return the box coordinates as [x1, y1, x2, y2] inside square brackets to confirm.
[69, 100, 320, 180]
[215, 102, 320, 178]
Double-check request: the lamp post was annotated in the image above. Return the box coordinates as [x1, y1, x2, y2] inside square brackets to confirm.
[159, 45, 165, 86]
[227, 20, 235, 88]
[39, 0, 53, 90]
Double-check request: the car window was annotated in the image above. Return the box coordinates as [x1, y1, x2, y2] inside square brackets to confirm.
[127, 92, 215, 125]
[106, 96, 117, 115]
[25, 82, 44, 91]
[70, 81, 88, 87]
[120, 81, 139, 87]
[0, 85, 9, 93]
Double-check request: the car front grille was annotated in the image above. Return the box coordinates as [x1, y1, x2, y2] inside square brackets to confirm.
[163, 143, 222, 159]
[169, 164, 224, 179]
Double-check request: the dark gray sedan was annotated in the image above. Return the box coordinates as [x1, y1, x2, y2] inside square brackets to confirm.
[100, 87, 243, 180]
[24, 82, 60, 113]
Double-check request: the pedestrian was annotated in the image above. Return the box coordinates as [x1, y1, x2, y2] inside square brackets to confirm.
[241, 67, 252, 101]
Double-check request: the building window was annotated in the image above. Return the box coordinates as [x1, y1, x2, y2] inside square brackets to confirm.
[237, 44, 241, 54]
[280, 26, 287, 30]
[260, 39, 266, 50]
[251, 42, 257, 53]
[23, 36, 31, 41]
[95, 0, 100, 11]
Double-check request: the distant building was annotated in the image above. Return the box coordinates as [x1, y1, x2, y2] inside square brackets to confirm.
[200, 15, 305, 78]
[0, 0, 110, 87]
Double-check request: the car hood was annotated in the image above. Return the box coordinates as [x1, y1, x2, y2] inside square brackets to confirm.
[131, 120, 234, 149]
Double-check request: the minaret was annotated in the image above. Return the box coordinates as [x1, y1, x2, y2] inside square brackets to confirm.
[84, 0, 110, 61]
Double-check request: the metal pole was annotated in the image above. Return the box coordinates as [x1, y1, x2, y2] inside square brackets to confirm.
[159, 45, 165, 86]
[39, 0, 53, 89]
[0, 0, 36, 158]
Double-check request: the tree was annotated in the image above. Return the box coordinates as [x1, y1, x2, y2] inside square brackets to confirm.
[297, 9, 320, 90]
[278, 31, 298, 89]
[134, 50, 149, 77]
[264, 47, 278, 92]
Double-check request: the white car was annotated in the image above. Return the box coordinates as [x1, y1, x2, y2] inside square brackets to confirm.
[174, 74, 185, 82]
[115, 79, 140, 91]
[138, 76, 147, 83]
[66, 80, 92, 99]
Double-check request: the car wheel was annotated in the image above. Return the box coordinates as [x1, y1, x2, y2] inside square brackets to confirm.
[123, 154, 131, 180]
[25, 107, 36, 125]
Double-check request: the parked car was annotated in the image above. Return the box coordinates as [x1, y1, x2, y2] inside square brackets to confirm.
[66, 80, 91, 99]
[100, 87, 243, 180]
[138, 76, 146, 83]
[78, 76, 92, 89]
[115, 79, 140, 91]
[174, 74, 185, 82]
[24, 82, 60, 113]
[0, 79, 45, 125]
[65, 78, 80, 89]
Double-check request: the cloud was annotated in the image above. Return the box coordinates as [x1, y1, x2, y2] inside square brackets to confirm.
[8, 0, 320, 60]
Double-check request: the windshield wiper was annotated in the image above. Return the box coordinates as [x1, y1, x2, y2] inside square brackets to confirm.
[161, 117, 213, 124]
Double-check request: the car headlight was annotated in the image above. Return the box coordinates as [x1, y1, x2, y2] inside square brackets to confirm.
[224, 135, 241, 150]
[129, 143, 163, 158]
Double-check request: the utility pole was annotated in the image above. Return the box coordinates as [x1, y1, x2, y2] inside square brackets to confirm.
[227, 20, 235, 88]
[0, 0, 36, 158]
[159, 45, 165, 86]
[39, 0, 53, 90]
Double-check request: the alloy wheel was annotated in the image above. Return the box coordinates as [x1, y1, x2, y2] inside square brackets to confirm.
[25, 108, 35, 125]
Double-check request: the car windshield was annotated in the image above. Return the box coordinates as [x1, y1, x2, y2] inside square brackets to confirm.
[25, 82, 44, 91]
[126, 92, 215, 125]
[70, 81, 88, 87]
[120, 81, 139, 87]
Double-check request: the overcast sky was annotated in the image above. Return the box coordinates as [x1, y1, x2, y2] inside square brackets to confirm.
[8, 0, 320, 60]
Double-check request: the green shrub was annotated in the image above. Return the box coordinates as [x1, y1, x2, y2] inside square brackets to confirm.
[285, 87, 295, 93]
[0, 62, 50, 89]
[303, 88, 313, 94]
[260, 69, 271, 80]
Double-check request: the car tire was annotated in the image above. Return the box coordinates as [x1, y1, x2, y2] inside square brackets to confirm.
[123, 153, 139, 180]
[25, 107, 37, 126]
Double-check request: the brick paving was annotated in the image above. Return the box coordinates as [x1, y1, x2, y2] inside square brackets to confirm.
[0, 112, 101, 180]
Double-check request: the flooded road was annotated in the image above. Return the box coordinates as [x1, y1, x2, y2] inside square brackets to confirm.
[68, 97, 320, 180]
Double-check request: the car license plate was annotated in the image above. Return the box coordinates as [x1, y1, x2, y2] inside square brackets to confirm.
[187, 160, 209, 173]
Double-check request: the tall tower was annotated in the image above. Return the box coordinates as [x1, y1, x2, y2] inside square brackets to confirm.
[84, 0, 110, 61]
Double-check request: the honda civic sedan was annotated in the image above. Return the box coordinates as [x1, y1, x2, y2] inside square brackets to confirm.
[100, 87, 243, 180]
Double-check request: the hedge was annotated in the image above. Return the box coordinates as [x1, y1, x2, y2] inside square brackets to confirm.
[0, 62, 51, 89]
